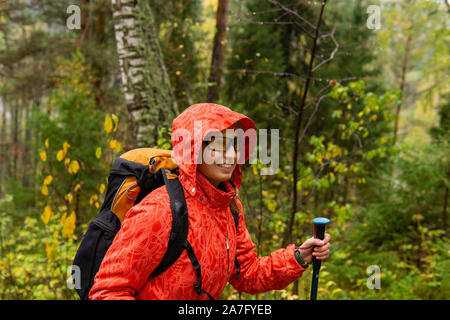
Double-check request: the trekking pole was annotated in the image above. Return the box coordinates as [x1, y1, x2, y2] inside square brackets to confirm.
[310, 217, 330, 301]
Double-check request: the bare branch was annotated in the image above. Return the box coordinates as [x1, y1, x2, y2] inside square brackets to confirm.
[312, 26, 339, 72]
[267, 0, 316, 30]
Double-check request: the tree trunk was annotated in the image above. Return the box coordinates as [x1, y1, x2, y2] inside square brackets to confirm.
[206, 0, 231, 103]
[22, 100, 33, 188]
[393, 32, 412, 146]
[11, 98, 19, 180]
[111, 0, 178, 148]
[443, 184, 448, 231]
[0, 96, 7, 188]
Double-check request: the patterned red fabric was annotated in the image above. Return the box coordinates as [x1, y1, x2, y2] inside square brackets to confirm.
[89, 103, 306, 300]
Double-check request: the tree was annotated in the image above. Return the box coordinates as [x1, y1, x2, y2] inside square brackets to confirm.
[111, 0, 178, 147]
[207, 0, 231, 102]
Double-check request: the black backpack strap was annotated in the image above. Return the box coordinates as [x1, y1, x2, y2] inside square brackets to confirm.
[230, 205, 241, 280]
[184, 240, 214, 300]
[149, 168, 188, 278]
[149, 169, 237, 296]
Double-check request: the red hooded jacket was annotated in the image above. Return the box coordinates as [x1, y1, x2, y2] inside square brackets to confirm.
[89, 103, 306, 300]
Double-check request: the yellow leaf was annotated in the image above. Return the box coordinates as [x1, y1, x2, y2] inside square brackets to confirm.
[89, 194, 98, 205]
[115, 141, 123, 153]
[109, 139, 117, 150]
[95, 147, 102, 159]
[104, 115, 113, 135]
[41, 184, 49, 196]
[68, 160, 80, 174]
[66, 193, 73, 203]
[63, 141, 71, 152]
[40, 150, 47, 162]
[112, 114, 119, 132]
[60, 212, 66, 226]
[41, 205, 53, 224]
[45, 241, 57, 262]
[99, 184, 105, 194]
[56, 150, 65, 162]
[64, 157, 71, 168]
[74, 184, 81, 192]
[43, 175, 53, 185]
[62, 211, 77, 239]
[45, 138, 49, 149]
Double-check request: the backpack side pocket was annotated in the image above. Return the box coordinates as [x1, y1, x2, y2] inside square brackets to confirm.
[72, 210, 119, 300]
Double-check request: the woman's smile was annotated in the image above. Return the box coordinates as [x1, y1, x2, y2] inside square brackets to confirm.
[216, 163, 235, 173]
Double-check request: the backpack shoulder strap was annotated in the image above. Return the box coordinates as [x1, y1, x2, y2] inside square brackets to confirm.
[149, 168, 188, 278]
[229, 205, 241, 281]
[230, 206, 239, 231]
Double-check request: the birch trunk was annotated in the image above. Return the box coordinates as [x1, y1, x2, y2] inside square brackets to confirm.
[111, 0, 178, 148]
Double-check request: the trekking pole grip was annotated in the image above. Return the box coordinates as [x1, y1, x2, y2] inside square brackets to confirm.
[310, 217, 330, 300]
[312, 217, 330, 271]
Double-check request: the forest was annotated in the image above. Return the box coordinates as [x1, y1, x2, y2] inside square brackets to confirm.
[0, 0, 448, 300]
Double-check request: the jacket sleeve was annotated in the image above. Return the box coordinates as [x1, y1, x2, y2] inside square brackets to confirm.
[88, 198, 172, 300]
[228, 201, 306, 294]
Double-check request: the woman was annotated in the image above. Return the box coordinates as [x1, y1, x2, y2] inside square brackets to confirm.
[89, 103, 330, 300]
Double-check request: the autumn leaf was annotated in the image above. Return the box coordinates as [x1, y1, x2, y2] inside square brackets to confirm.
[62, 141, 71, 152]
[45, 241, 57, 262]
[40, 150, 47, 162]
[112, 114, 119, 132]
[68, 160, 80, 174]
[41, 205, 53, 224]
[109, 139, 118, 150]
[65, 193, 73, 203]
[74, 183, 81, 192]
[56, 150, 65, 162]
[41, 184, 49, 196]
[43, 175, 53, 185]
[115, 141, 123, 153]
[104, 115, 113, 135]
[45, 138, 49, 149]
[89, 194, 98, 205]
[95, 147, 102, 159]
[99, 184, 105, 194]
[61, 211, 77, 239]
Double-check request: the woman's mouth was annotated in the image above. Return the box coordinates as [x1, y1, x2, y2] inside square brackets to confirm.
[216, 163, 234, 172]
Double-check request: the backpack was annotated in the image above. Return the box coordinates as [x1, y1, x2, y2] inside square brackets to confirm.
[71, 148, 240, 300]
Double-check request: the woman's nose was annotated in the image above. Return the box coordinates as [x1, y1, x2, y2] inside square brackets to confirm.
[224, 146, 237, 164]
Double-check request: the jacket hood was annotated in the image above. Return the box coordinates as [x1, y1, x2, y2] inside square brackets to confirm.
[172, 103, 256, 202]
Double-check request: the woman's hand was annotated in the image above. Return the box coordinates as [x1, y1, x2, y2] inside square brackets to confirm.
[298, 233, 331, 264]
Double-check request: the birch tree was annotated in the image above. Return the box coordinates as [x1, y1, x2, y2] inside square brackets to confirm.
[111, 0, 178, 148]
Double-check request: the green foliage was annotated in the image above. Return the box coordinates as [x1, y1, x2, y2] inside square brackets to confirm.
[0, 49, 123, 299]
[0, 0, 448, 300]
[0, 196, 80, 299]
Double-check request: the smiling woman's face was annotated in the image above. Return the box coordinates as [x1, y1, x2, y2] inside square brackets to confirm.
[197, 122, 241, 188]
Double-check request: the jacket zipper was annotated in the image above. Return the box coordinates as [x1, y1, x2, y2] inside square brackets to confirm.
[226, 231, 230, 273]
